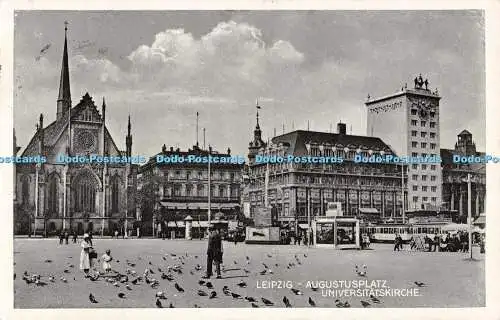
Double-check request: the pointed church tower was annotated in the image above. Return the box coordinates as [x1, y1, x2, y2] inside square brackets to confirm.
[247, 101, 266, 164]
[57, 21, 72, 120]
[126, 115, 133, 157]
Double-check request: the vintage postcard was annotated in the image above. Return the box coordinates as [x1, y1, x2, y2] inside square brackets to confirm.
[0, 1, 499, 320]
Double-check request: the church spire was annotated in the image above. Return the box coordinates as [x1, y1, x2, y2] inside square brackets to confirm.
[57, 21, 71, 120]
[126, 114, 133, 157]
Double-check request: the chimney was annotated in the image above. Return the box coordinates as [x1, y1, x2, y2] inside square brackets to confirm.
[337, 122, 346, 135]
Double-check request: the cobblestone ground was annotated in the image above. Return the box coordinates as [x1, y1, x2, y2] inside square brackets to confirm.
[13, 239, 485, 308]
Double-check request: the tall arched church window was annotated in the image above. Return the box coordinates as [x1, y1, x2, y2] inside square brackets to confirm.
[21, 176, 30, 205]
[74, 172, 97, 213]
[111, 177, 119, 213]
[47, 175, 59, 217]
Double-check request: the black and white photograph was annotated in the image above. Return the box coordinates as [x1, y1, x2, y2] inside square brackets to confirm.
[1, 2, 500, 319]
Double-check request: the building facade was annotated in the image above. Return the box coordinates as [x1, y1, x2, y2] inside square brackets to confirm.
[366, 75, 442, 210]
[14, 25, 137, 236]
[441, 130, 486, 222]
[245, 119, 408, 228]
[137, 144, 244, 237]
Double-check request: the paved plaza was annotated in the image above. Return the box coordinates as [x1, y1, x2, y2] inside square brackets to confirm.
[13, 239, 485, 308]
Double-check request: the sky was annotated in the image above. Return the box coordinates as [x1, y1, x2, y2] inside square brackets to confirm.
[13, 10, 485, 157]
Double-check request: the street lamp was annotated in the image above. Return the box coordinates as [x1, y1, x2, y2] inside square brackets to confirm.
[462, 173, 473, 260]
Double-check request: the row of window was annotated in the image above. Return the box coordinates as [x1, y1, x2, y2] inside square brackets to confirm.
[412, 185, 438, 192]
[412, 196, 437, 202]
[411, 174, 438, 181]
[410, 109, 436, 118]
[411, 142, 437, 149]
[163, 170, 238, 181]
[411, 131, 436, 139]
[410, 119, 437, 128]
[411, 152, 439, 158]
[164, 184, 239, 198]
[411, 164, 438, 170]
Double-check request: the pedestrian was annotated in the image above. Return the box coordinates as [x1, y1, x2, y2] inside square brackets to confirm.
[72, 230, 77, 244]
[59, 230, 64, 245]
[114, 230, 119, 239]
[88, 231, 93, 246]
[101, 249, 113, 273]
[433, 233, 440, 252]
[393, 233, 400, 251]
[203, 226, 223, 279]
[80, 233, 92, 277]
[64, 229, 69, 245]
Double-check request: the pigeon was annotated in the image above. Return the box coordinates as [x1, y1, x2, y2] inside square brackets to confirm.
[237, 281, 247, 288]
[162, 257, 166, 261]
[261, 297, 274, 306]
[245, 296, 256, 302]
[61, 278, 67, 283]
[89, 293, 98, 303]
[175, 283, 184, 292]
[267, 254, 272, 258]
[194, 264, 202, 271]
[194, 304, 200, 308]
[198, 280, 206, 285]
[251, 303, 259, 308]
[308, 297, 316, 307]
[291, 288, 303, 295]
[233, 260, 238, 265]
[125, 284, 132, 290]
[259, 270, 267, 275]
[304, 254, 308, 258]
[156, 291, 167, 299]
[310, 286, 319, 292]
[131, 278, 139, 285]
[44, 259, 52, 263]
[262, 263, 269, 269]
[209, 291, 217, 299]
[360, 300, 370, 307]
[206, 282, 213, 289]
[283, 296, 292, 307]
[198, 289, 208, 296]
[169, 303, 174, 308]
[370, 295, 381, 303]
[223, 286, 231, 296]
[170, 253, 177, 257]
[118, 293, 126, 299]
[68, 264, 75, 268]
[149, 261, 152, 265]
[243, 269, 251, 274]
[189, 271, 194, 275]
[155, 299, 163, 308]
[335, 299, 343, 308]
[414, 281, 426, 287]
[231, 292, 242, 299]
[48, 276, 55, 282]
[63, 269, 70, 273]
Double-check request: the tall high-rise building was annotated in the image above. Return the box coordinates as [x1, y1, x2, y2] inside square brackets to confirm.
[366, 74, 442, 210]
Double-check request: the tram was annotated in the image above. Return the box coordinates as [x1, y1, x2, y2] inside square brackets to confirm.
[361, 222, 450, 243]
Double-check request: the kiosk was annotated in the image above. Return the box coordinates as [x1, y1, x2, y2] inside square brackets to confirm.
[312, 202, 360, 249]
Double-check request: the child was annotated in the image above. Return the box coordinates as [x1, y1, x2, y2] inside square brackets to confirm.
[102, 249, 113, 273]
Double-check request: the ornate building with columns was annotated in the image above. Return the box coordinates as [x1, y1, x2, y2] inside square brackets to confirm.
[440, 130, 486, 223]
[14, 25, 137, 236]
[245, 116, 408, 228]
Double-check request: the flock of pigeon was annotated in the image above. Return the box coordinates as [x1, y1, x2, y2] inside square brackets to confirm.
[16, 249, 426, 308]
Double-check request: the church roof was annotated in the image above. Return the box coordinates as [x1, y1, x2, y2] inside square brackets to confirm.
[458, 129, 472, 136]
[271, 130, 395, 156]
[21, 93, 122, 157]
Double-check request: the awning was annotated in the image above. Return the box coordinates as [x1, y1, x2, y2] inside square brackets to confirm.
[441, 223, 469, 232]
[298, 224, 310, 229]
[167, 222, 177, 227]
[191, 221, 200, 228]
[359, 208, 379, 214]
[199, 221, 209, 228]
[473, 215, 486, 225]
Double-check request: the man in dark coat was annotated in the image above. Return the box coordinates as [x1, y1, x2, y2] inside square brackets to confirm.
[203, 227, 222, 279]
